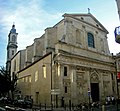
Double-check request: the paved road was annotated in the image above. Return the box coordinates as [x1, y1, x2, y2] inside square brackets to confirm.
[1, 105, 120, 111]
[0, 106, 32, 111]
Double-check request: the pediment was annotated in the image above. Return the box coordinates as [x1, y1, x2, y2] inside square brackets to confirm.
[63, 13, 108, 34]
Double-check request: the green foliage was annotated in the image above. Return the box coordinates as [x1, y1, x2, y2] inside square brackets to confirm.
[0, 66, 17, 95]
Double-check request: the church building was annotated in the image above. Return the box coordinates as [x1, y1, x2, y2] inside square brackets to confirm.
[10, 13, 116, 107]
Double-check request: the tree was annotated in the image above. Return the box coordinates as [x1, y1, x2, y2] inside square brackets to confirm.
[0, 66, 17, 97]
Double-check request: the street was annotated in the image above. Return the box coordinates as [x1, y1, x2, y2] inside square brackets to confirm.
[1, 104, 120, 111]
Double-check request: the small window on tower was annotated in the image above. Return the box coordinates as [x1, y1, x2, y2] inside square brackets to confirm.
[12, 35, 16, 42]
[12, 50, 14, 55]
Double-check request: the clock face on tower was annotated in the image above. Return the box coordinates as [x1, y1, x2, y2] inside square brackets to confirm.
[12, 35, 16, 42]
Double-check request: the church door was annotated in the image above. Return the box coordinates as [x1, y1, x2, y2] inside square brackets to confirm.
[91, 83, 99, 102]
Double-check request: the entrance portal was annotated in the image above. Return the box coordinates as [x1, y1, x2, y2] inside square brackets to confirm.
[91, 83, 99, 102]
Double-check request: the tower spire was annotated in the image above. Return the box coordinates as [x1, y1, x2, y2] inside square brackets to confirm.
[10, 22, 16, 33]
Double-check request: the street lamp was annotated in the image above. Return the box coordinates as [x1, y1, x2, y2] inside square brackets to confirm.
[114, 26, 120, 44]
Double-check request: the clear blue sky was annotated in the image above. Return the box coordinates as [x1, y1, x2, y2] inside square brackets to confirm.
[0, 0, 119, 67]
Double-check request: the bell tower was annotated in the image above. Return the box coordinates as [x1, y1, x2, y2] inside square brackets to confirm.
[6, 23, 18, 73]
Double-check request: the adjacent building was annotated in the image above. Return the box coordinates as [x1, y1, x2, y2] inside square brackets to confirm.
[10, 13, 117, 107]
[116, 0, 120, 20]
[114, 0, 120, 98]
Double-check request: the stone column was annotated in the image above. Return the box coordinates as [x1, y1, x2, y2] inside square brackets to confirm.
[71, 66, 77, 106]
[100, 72, 104, 102]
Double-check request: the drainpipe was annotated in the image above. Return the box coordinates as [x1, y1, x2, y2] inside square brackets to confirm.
[51, 52, 53, 107]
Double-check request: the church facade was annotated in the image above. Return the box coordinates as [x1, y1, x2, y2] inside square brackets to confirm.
[10, 13, 116, 107]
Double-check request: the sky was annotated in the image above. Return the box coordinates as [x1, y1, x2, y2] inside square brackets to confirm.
[0, 0, 120, 67]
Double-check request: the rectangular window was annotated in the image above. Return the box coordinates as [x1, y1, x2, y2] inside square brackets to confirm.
[43, 65, 46, 78]
[64, 66, 67, 76]
[35, 71, 38, 82]
[65, 86, 67, 93]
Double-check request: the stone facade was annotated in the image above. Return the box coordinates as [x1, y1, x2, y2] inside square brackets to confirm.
[10, 13, 116, 107]
[115, 53, 120, 98]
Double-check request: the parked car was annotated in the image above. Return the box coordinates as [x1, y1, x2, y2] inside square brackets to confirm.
[0, 97, 13, 104]
[14, 99, 25, 108]
[14, 98, 33, 108]
[24, 99, 33, 108]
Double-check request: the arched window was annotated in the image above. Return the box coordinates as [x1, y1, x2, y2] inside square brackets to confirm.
[87, 32, 95, 48]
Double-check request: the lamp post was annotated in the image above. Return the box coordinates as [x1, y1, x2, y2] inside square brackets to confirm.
[114, 26, 120, 43]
